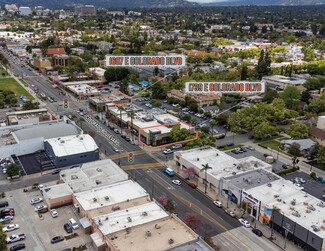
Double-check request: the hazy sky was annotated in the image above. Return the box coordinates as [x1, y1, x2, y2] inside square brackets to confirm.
[187, 0, 223, 2]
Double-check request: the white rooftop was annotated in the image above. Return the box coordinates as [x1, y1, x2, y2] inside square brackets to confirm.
[67, 84, 100, 94]
[45, 134, 98, 157]
[74, 180, 149, 212]
[60, 159, 128, 192]
[92, 202, 168, 236]
[247, 178, 325, 238]
[175, 146, 272, 180]
[42, 183, 73, 200]
[88, 67, 105, 76]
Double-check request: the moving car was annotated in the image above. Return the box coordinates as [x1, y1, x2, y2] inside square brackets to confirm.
[172, 180, 181, 186]
[252, 228, 263, 236]
[3, 224, 19, 232]
[238, 218, 250, 228]
[51, 236, 64, 244]
[10, 243, 26, 251]
[113, 147, 120, 153]
[163, 149, 174, 154]
[114, 129, 120, 134]
[213, 201, 222, 208]
[50, 209, 58, 218]
[30, 197, 43, 205]
[64, 223, 73, 233]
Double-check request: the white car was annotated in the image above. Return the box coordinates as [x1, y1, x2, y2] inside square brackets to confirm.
[34, 205, 47, 212]
[30, 197, 43, 205]
[172, 144, 182, 149]
[2, 224, 19, 232]
[0, 215, 13, 223]
[172, 180, 181, 186]
[238, 218, 250, 228]
[295, 183, 304, 190]
[213, 201, 222, 208]
[163, 149, 174, 154]
[50, 209, 58, 218]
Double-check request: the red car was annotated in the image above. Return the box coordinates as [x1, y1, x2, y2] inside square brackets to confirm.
[188, 183, 196, 189]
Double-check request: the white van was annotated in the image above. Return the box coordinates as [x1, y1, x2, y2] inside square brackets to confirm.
[69, 218, 79, 230]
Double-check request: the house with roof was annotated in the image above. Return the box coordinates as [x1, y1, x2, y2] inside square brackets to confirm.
[139, 80, 151, 87]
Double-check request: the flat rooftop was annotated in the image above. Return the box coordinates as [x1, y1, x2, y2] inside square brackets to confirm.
[262, 75, 306, 86]
[67, 84, 100, 94]
[42, 183, 73, 200]
[12, 122, 79, 141]
[105, 212, 198, 251]
[224, 169, 280, 190]
[175, 147, 272, 180]
[247, 178, 325, 238]
[62, 80, 103, 86]
[45, 134, 98, 157]
[60, 159, 128, 193]
[74, 180, 149, 214]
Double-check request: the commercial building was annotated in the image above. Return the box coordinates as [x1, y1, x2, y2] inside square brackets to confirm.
[309, 128, 325, 146]
[103, 93, 131, 105]
[167, 89, 221, 108]
[0, 121, 79, 158]
[34, 57, 52, 73]
[19, 7, 32, 15]
[262, 74, 310, 90]
[86, 67, 106, 82]
[107, 105, 195, 146]
[75, 5, 97, 16]
[245, 178, 325, 251]
[174, 146, 272, 193]
[89, 96, 111, 112]
[317, 116, 325, 130]
[6, 108, 51, 125]
[44, 134, 99, 168]
[67, 84, 101, 98]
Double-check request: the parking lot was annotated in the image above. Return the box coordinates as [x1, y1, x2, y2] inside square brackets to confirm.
[2, 186, 92, 251]
[17, 151, 55, 175]
[283, 171, 325, 201]
[225, 147, 287, 172]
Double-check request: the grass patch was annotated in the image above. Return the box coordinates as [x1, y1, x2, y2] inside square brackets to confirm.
[258, 140, 293, 157]
[220, 144, 244, 151]
[0, 78, 34, 100]
[253, 135, 283, 143]
[19, 78, 28, 87]
[0, 67, 8, 76]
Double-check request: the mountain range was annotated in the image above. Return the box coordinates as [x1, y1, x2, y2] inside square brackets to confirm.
[0, 0, 323, 8]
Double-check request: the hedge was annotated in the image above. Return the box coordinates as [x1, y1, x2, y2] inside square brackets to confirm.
[276, 166, 299, 176]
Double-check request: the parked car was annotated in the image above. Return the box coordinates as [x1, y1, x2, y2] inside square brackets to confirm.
[6, 233, 25, 244]
[263, 153, 270, 158]
[248, 135, 254, 140]
[231, 149, 240, 154]
[163, 149, 175, 154]
[225, 210, 236, 217]
[247, 146, 255, 151]
[10, 243, 26, 251]
[282, 164, 290, 169]
[114, 129, 120, 134]
[227, 142, 234, 147]
[50, 209, 58, 218]
[51, 169, 60, 175]
[34, 205, 47, 212]
[0, 215, 13, 223]
[252, 228, 263, 236]
[172, 144, 182, 149]
[188, 182, 196, 189]
[2, 224, 19, 232]
[30, 197, 43, 205]
[213, 201, 222, 208]
[0, 201, 8, 208]
[64, 223, 73, 233]
[51, 236, 64, 244]
[172, 180, 181, 186]
[215, 134, 225, 139]
[1, 208, 15, 217]
[69, 218, 79, 230]
[238, 218, 250, 228]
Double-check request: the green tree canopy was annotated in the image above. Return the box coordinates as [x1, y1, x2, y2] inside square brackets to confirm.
[287, 123, 310, 139]
[279, 86, 301, 110]
[6, 163, 20, 177]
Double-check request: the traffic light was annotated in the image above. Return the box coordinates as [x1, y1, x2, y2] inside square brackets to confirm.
[129, 153, 134, 163]
[64, 99, 68, 109]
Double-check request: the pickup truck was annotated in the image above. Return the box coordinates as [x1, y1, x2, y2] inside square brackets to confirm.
[6, 234, 25, 244]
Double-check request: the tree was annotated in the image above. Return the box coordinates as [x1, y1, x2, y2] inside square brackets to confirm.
[6, 163, 20, 177]
[158, 195, 168, 206]
[301, 90, 312, 104]
[201, 163, 212, 194]
[288, 143, 301, 157]
[201, 126, 209, 134]
[22, 101, 39, 110]
[118, 106, 125, 134]
[0, 226, 7, 251]
[184, 213, 201, 229]
[240, 65, 247, 80]
[165, 199, 175, 212]
[190, 117, 197, 123]
[279, 86, 301, 109]
[104, 67, 129, 82]
[182, 113, 191, 121]
[317, 146, 325, 164]
[310, 143, 320, 157]
[262, 26, 267, 33]
[210, 120, 216, 130]
[10, 98, 17, 106]
[252, 121, 275, 138]
[183, 167, 196, 179]
[119, 78, 129, 95]
[287, 123, 310, 139]
[214, 113, 228, 125]
[263, 87, 278, 103]
[154, 66, 159, 76]
[311, 23, 318, 35]
[307, 99, 325, 115]
[168, 124, 191, 142]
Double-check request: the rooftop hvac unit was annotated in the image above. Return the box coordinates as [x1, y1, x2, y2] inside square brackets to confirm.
[307, 205, 316, 211]
[127, 217, 132, 222]
[93, 197, 97, 202]
[105, 196, 109, 201]
[291, 199, 296, 206]
[168, 238, 174, 244]
[267, 183, 272, 187]
[145, 230, 151, 237]
[142, 211, 148, 216]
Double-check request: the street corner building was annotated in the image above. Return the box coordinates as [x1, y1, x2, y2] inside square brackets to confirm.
[44, 134, 99, 168]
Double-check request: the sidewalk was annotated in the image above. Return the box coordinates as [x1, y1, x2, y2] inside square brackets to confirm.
[166, 160, 302, 251]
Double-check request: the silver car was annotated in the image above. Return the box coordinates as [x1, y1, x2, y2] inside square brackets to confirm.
[30, 197, 43, 205]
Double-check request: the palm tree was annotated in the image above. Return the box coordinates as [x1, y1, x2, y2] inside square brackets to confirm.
[127, 111, 135, 141]
[270, 206, 281, 238]
[200, 163, 212, 194]
[117, 106, 125, 134]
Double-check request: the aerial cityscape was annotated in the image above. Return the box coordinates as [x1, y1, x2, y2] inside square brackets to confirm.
[0, 1, 324, 251]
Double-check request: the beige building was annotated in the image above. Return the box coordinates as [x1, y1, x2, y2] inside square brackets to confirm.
[86, 67, 106, 82]
[34, 57, 51, 73]
[6, 108, 51, 125]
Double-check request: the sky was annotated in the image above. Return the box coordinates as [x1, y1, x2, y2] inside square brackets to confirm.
[187, 0, 224, 2]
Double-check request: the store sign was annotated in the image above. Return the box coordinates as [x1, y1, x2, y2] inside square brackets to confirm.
[242, 191, 259, 206]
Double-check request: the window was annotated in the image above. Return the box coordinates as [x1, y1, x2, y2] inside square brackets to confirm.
[311, 238, 314, 244]
[80, 156, 83, 158]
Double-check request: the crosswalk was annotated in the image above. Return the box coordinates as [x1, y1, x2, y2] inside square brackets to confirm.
[109, 150, 145, 160]
[121, 163, 163, 170]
